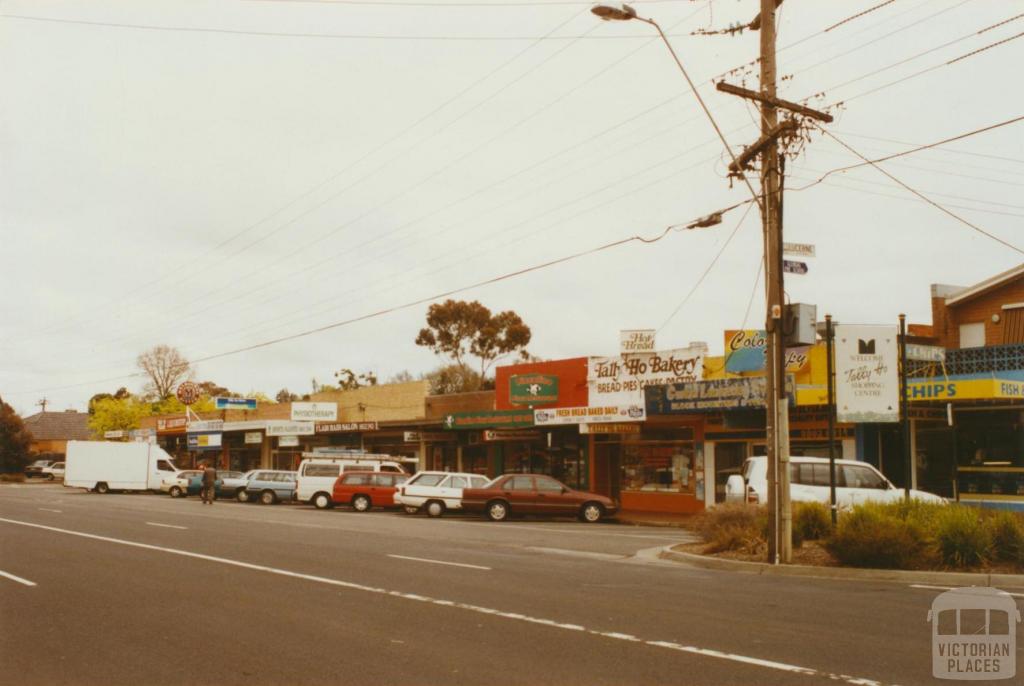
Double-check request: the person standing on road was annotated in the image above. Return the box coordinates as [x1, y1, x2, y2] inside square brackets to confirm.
[201, 461, 217, 505]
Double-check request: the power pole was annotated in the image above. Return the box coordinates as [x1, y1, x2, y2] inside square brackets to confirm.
[718, 0, 831, 563]
[37, 397, 49, 413]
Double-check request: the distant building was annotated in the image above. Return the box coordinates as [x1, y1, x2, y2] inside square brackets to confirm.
[21, 410, 92, 455]
[931, 263, 1024, 348]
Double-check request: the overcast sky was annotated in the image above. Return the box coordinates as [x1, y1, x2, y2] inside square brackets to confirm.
[2, 0, 1022, 416]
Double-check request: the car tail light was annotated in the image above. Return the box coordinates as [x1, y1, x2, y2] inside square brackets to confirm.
[746, 486, 758, 504]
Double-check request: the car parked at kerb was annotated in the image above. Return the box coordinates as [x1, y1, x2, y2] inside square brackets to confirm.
[461, 474, 617, 523]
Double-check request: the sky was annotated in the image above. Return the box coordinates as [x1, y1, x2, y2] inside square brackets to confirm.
[2, 0, 1022, 416]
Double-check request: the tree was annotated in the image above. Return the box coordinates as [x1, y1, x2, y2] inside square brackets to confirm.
[415, 300, 531, 389]
[424, 363, 489, 395]
[88, 386, 135, 415]
[88, 397, 151, 438]
[0, 396, 33, 473]
[137, 345, 191, 400]
[197, 381, 232, 398]
[334, 369, 378, 390]
[388, 370, 416, 384]
[276, 388, 299, 403]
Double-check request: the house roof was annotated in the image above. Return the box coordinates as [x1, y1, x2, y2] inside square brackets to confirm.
[22, 411, 92, 441]
[946, 263, 1024, 306]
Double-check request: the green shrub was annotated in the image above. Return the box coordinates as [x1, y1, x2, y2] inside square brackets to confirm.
[933, 505, 992, 568]
[794, 501, 831, 541]
[984, 510, 1024, 565]
[0, 473, 26, 483]
[827, 502, 928, 569]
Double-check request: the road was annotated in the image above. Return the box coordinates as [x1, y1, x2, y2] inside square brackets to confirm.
[1, 483, 1021, 686]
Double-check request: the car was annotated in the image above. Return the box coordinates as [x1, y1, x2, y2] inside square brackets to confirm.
[394, 471, 491, 517]
[25, 459, 56, 479]
[461, 474, 618, 523]
[297, 455, 409, 509]
[331, 471, 408, 512]
[237, 470, 297, 505]
[219, 470, 256, 498]
[185, 471, 244, 498]
[725, 455, 946, 507]
[40, 462, 66, 481]
[160, 470, 202, 498]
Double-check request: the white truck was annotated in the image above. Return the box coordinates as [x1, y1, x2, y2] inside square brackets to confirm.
[64, 440, 179, 494]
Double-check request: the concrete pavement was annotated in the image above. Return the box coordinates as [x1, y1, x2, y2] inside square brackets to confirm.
[2, 484, 1021, 685]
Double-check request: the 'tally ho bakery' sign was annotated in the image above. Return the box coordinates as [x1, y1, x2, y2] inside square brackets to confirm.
[589, 346, 704, 406]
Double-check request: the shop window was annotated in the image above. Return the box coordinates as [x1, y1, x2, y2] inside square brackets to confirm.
[621, 444, 695, 494]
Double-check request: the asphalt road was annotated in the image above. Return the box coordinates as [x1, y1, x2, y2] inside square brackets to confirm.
[2, 483, 1022, 686]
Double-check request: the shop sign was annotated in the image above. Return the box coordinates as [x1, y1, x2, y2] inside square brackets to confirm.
[187, 432, 222, 450]
[588, 347, 703, 406]
[404, 431, 421, 442]
[214, 397, 258, 411]
[222, 420, 269, 431]
[646, 376, 795, 414]
[906, 344, 946, 363]
[509, 374, 559, 406]
[175, 381, 200, 406]
[278, 435, 299, 448]
[483, 429, 542, 441]
[835, 325, 899, 423]
[620, 329, 656, 354]
[244, 432, 263, 444]
[104, 430, 125, 439]
[724, 330, 810, 373]
[534, 405, 646, 426]
[187, 420, 224, 433]
[907, 407, 947, 421]
[443, 410, 534, 430]
[156, 417, 188, 432]
[290, 402, 338, 422]
[908, 378, 1024, 401]
[579, 423, 641, 434]
[265, 420, 316, 436]
[315, 421, 379, 434]
[129, 428, 156, 443]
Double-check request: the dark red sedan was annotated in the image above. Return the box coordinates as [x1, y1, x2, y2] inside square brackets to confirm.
[461, 474, 617, 523]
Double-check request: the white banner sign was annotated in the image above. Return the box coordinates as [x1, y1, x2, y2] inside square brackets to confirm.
[265, 420, 316, 436]
[244, 432, 263, 444]
[278, 435, 300, 447]
[187, 420, 224, 433]
[534, 404, 646, 426]
[588, 347, 703, 406]
[835, 325, 899, 423]
[906, 343, 946, 362]
[619, 329, 656, 354]
[290, 402, 338, 422]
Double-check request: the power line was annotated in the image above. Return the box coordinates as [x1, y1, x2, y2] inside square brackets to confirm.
[823, 0, 895, 33]
[831, 130, 1024, 165]
[814, 126, 1024, 255]
[791, 115, 1024, 190]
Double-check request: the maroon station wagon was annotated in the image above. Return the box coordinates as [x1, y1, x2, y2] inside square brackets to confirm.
[461, 474, 617, 523]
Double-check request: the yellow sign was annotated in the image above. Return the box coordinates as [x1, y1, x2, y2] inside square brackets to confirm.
[796, 379, 1024, 407]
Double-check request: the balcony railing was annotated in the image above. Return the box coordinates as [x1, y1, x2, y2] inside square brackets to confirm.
[946, 343, 1024, 375]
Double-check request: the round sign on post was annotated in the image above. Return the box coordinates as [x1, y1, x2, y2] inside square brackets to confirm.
[176, 381, 200, 406]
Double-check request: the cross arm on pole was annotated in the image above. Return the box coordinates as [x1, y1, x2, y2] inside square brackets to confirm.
[728, 120, 798, 174]
[716, 82, 834, 123]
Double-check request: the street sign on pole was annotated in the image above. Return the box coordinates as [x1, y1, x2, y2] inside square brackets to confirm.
[783, 242, 815, 257]
[782, 260, 808, 275]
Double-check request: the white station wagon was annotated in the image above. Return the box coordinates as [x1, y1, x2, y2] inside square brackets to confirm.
[394, 471, 491, 517]
[726, 455, 945, 507]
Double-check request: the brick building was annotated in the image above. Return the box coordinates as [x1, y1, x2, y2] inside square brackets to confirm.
[21, 410, 92, 455]
[931, 263, 1024, 348]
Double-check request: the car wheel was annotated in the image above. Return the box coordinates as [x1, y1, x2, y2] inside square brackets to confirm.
[95, 482, 110, 494]
[169, 486, 183, 498]
[580, 502, 604, 523]
[486, 500, 509, 522]
[313, 492, 332, 510]
[352, 494, 371, 512]
[46, 474, 55, 481]
[236, 489, 249, 503]
[259, 490, 276, 505]
[425, 500, 446, 518]
[403, 505, 420, 515]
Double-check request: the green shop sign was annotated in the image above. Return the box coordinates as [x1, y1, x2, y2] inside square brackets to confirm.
[442, 410, 535, 430]
[509, 374, 559, 406]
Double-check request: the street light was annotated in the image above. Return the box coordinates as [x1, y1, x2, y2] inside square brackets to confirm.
[591, 3, 636, 21]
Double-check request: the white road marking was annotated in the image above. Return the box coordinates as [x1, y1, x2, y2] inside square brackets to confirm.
[37, 508, 62, 513]
[146, 522, 188, 530]
[910, 584, 1024, 598]
[0, 516, 890, 686]
[0, 570, 37, 587]
[525, 546, 625, 561]
[387, 554, 491, 571]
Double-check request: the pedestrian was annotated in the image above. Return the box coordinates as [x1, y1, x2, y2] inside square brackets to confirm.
[201, 461, 218, 505]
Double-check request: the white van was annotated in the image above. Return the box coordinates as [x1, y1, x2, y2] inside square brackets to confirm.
[725, 455, 945, 507]
[297, 454, 411, 509]
[64, 440, 179, 493]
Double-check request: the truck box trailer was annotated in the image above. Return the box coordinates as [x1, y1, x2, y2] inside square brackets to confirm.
[64, 441, 179, 493]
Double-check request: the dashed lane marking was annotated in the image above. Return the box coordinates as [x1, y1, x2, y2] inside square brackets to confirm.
[146, 522, 188, 530]
[0, 516, 892, 686]
[0, 570, 36, 587]
[37, 508, 62, 513]
[387, 554, 491, 570]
